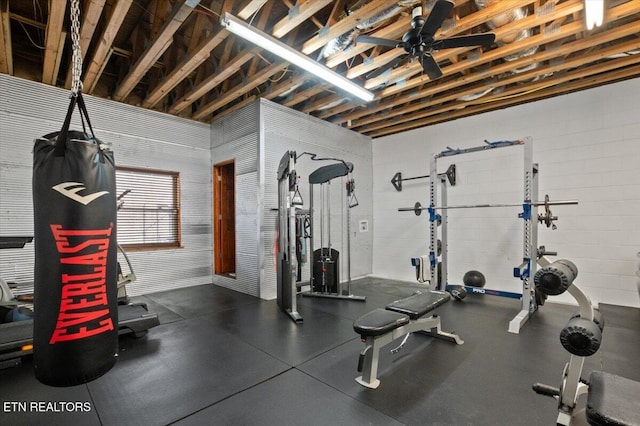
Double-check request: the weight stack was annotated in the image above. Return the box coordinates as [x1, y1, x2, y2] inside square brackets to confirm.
[313, 248, 339, 293]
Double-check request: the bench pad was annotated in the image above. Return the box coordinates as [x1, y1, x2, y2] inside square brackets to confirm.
[386, 291, 451, 320]
[587, 371, 640, 426]
[353, 309, 410, 337]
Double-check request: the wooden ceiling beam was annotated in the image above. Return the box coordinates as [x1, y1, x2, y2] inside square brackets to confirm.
[84, 0, 133, 93]
[113, 0, 200, 102]
[264, 74, 306, 100]
[42, 0, 67, 84]
[236, 0, 269, 20]
[64, 0, 106, 89]
[192, 61, 289, 120]
[272, 0, 334, 39]
[218, 37, 236, 92]
[186, 2, 213, 54]
[246, 1, 274, 79]
[169, 47, 259, 114]
[281, 83, 327, 107]
[0, 0, 12, 75]
[301, 93, 346, 113]
[142, 0, 265, 109]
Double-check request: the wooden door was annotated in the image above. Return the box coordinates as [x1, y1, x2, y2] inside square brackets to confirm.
[213, 161, 236, 276]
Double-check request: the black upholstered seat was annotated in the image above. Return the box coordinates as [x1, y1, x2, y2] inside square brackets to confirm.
[587, 371, 640, 426]
[385, 291, 451, 320]
[353, 309, 410, 337]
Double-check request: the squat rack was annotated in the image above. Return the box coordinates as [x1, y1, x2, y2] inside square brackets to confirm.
[428, 137, 540, 334]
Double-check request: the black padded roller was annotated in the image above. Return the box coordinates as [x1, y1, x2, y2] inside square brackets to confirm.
[559, 317, 602, 357]
[571, 309, 605, 332]
[534, 259, 578, 296]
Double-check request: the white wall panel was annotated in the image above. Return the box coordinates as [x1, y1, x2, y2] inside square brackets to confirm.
[373, 77, 640, 308]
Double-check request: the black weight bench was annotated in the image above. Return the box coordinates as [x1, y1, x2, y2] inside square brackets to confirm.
[586, 371, 640, 426]
[353, 290, 463, 389]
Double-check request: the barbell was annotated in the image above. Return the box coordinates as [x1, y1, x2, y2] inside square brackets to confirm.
[399, 197, 578, 221]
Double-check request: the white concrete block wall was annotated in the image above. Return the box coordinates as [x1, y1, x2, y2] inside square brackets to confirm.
[372, 77, 640, 308]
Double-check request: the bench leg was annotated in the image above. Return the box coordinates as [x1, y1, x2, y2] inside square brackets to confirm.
[356, 335, 388, 389]
[416, 315, 464, 345]
[355, 316, 463, 389]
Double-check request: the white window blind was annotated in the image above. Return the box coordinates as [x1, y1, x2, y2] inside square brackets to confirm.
[116, 167, 181, 249]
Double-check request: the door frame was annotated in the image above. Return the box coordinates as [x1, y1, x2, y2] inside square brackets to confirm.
[213, 159, 236, 277]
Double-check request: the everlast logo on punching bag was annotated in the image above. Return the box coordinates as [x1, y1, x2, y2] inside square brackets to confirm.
[49, 224, 115, 344]
[52, 182, 109, 205]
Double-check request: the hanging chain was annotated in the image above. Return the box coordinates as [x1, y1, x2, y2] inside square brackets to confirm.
[70, 0, 83, 95]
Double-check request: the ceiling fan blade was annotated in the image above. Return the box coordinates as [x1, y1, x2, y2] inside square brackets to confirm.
[420, 0, 454, 38]
[365, 54, 408, 79]
[355, 35, 400, 48]
[433, 33, 496, 50]
[421, 53, 443, 80]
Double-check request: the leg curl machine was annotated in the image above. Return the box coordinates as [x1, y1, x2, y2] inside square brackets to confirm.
[353, 290, 463, 389]
[532, 260, 640, 426]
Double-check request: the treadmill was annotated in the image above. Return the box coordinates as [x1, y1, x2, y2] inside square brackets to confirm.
[0, 236, 160, 369]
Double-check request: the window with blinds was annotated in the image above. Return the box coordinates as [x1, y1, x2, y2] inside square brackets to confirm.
[116, 166, 181, 250]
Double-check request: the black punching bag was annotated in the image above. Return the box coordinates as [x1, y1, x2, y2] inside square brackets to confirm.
[32, 93, 118, 386]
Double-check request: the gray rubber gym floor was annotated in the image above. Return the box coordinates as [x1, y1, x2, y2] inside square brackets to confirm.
[1, 277, 639, 425]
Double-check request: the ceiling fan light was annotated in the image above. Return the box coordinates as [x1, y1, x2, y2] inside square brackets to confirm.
[584, 0, 604, 30]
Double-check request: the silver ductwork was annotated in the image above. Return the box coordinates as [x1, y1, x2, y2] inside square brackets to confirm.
[318, 1, 421, 60]
[475, 0, 537, 61]
[318, 30, 362, 60]
[457, 1, 540, 102]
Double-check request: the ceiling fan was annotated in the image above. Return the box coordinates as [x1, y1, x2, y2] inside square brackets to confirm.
[355, 0, 495, 81]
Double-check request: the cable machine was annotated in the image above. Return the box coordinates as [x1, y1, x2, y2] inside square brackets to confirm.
[276, 151, 365, 323]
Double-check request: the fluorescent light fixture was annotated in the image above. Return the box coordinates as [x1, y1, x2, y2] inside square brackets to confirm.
[220, 12, 375, 103]
[584, 0, 604, 30]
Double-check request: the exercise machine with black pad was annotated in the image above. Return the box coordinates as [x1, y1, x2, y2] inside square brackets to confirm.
[532, 260, 640, 426]
[353, 290, 463, 389]
[276, 151, 365, 323]
[304, 160, 364, 302]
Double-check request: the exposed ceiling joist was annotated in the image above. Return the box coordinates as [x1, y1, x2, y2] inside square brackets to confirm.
[42, 0, 67, 84]
[84, 0, 133, 93]
[0, 0, 12, 75]
[113, 0, 201, 101]
[272, 0, 333, 39]
[192, 60, 289, 120]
